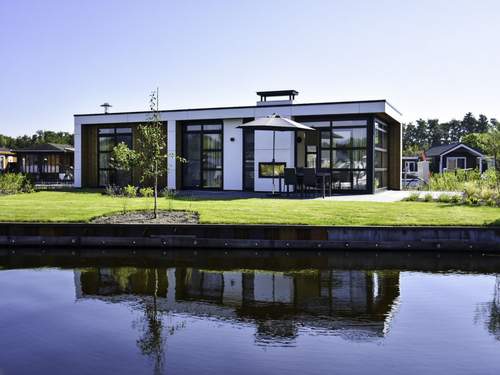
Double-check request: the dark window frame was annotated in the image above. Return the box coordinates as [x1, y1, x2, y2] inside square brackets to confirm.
[374, 119, 389, 189]
[181, 122, 224, 190]
[297, 116, 370, 192]
[97, 127, 133, 187]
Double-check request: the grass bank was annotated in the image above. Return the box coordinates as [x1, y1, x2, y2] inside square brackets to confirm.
[0, 191, 498, 226]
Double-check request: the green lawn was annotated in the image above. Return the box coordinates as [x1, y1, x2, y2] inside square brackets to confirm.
[0, 191, 498, 226]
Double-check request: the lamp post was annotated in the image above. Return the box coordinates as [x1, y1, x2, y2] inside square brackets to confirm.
[100, 102, 112, 114]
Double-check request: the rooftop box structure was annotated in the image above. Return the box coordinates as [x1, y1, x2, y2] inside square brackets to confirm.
[74, 90, 402, 194]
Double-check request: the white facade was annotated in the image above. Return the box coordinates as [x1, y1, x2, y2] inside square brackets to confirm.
[74, 97, 401, 191]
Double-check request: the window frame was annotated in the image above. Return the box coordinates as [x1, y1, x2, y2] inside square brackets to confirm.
[97, 127, 133, 187]
[297, 117, 369, 192]
[446, 156, 467, 171]
[374, 120, 389, 189]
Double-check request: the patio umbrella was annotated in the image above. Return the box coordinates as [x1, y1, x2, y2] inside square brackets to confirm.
[237, 114, 316, 195]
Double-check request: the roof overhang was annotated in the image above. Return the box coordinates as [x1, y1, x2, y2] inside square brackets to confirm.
[440, 144, 484, 158]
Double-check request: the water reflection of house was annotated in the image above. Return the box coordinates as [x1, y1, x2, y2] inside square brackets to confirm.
[75, 267, 400, 343]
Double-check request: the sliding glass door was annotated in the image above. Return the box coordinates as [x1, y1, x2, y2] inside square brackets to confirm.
[182, 124, 223, 189]
[299, 119, 368, 192]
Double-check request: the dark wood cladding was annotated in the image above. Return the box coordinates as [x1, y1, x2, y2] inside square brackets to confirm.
[82, 125, 98, 187]
[388, 122, 402, 190]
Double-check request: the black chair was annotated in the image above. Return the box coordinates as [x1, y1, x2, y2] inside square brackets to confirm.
[284, 168, 298, 195]
[302, 168, 318, 196]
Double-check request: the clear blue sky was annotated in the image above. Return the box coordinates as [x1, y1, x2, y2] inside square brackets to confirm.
[1, 0, 499, 136]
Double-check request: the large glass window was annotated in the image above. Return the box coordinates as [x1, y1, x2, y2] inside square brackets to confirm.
[374, 120, 388, 189]
[182, 123, 223, 189]
[98, 127, 132, 186]
[331, 120, 367, 190]
[300, 119, 368, 191]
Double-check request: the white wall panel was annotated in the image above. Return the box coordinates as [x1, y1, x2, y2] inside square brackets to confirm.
[254, 131, 294, 192]
[74, 123, 82, 187]
[167, 120, 177, 189]
[223, 119, 243, 190]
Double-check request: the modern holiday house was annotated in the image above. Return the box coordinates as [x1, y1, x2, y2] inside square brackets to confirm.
[74, 90, 402, 194]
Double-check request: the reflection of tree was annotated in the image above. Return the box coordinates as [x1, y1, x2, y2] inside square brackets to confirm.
[135, 269, 165, 375]
[475, 275, 500, 341]
[132, 269, 185, 375]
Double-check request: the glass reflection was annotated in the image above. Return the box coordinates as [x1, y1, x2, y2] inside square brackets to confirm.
[75, 267, 400, 345]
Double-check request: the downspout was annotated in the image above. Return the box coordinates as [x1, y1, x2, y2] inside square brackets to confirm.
[439, 155, 443, 173]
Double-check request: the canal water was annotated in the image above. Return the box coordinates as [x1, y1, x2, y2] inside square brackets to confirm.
[1, 251, 499, 375]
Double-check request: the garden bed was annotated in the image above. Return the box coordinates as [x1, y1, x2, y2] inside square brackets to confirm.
[91, 210, 199, 224]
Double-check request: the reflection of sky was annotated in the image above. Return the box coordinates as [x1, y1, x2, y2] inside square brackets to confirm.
[0, 269, 499, 375]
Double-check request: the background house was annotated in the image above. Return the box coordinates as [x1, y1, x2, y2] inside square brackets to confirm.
[425, 143, 485, 173]
[15, 143, 74, 184]
[0, 147, 16, 173]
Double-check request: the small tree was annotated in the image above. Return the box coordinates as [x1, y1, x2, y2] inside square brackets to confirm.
[111, 90, 174, 218]
[481, 128, 500, 190]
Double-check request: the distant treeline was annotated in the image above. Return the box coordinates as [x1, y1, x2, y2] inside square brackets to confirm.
[0, 115, 497, 155]
[403, 113, 498, 156]
[0, 130, 73, 149]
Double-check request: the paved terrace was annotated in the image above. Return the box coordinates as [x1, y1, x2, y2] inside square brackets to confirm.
[176, 190, 461, 202]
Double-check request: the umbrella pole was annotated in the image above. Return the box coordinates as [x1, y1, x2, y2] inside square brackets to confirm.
[272, 130, 275, 195]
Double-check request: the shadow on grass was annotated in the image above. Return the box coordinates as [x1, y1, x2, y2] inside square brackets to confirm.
[34, 187, 104, 194]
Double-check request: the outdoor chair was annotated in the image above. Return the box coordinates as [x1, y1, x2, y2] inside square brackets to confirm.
[284, 168, 298, 196]
[302, 168, 318, 196]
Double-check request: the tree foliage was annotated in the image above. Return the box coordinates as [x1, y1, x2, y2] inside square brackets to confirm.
[403, 112, 497, 155]
[111, 90, 183, 218]
[0, 130, 73, 149]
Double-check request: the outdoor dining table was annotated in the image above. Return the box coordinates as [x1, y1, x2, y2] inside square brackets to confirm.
[278, 171, 332, 198]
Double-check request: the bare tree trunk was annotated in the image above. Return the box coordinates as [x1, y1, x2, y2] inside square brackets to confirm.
[154, 162, 158, 219]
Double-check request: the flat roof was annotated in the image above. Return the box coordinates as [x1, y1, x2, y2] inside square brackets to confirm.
[74, 99, 402, 117]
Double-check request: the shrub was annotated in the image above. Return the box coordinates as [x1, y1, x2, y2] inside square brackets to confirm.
[479, 187, 495, 201]
[405, 192, 420, 201]
[450, 194, 462, 204]
[162, 188, 177, 211]
[486, 197, 499, 207]
[437, 193, 452, 203]
[465, 196, 480, 205]
[139, 187, 154, 197]
[123, 185, 137, 198]
[427, 169, 483, 191]
[104, 185, 121, 196]
[423, 193, 434, 202]
[481, 169, 499, 189]
[463, 182, 480, 199]
[0, 173, 33, 195]
[160, 187, 176, 198]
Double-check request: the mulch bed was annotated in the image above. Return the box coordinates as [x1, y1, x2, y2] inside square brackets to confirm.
[91, 210, 199, 224]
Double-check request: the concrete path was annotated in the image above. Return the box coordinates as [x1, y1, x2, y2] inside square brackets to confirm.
[320, 190, 461, 202]
[177, 189, 461, 202]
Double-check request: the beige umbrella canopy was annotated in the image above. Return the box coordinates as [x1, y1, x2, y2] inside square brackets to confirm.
[238, 114, 316, 194]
